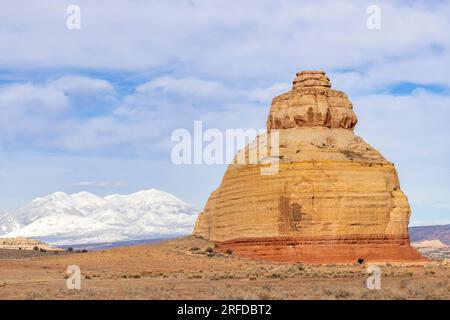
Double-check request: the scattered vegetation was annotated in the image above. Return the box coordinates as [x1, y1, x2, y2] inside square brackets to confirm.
[1, 236, 449, 300]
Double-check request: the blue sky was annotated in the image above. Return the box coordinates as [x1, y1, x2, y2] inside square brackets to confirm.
[0, 0, 449, 226]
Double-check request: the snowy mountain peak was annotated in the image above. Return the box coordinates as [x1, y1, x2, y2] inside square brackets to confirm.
[53, 191, 70, 197]
[32, 191, 71, 203]
[72, 191, 97, 198]
[105, 189, 187, 206]
[71, 191, 108, 207]
[131, 189, 183, 203]
[0, 189, 198, 245]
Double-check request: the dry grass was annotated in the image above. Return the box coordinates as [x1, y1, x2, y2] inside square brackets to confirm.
[0, 236, 448, 300]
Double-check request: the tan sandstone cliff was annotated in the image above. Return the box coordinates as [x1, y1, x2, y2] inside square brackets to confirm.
[193, 70, 425, 263]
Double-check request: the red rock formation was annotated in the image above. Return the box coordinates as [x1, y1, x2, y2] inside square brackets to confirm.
[215, 235, 425, 263]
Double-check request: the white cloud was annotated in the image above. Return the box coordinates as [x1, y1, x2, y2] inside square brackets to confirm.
[136, 76, 232, 99]
[248, 82, 291, 103]
[0, 82, 68, 114]
[0, 74, 269, 153]
[0, 0, 449, 89]
[0, 75, 120, 148]
[0, 82, 69, 143]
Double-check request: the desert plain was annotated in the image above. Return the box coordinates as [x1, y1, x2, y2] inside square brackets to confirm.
[0, 236, 449, 300]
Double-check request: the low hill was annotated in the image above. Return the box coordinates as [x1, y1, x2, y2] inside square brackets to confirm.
[0, 237, 62, 251]
[409, 224, 450, 245]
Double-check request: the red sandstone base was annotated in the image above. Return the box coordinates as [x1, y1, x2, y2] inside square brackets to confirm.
[214, 235, 427, 264]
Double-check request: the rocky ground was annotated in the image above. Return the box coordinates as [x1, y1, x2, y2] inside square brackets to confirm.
[0, 236, 449, 300]
[0, 249, 72, 259]
[416, 247, 450, 261]
[412, 240, 450, 261]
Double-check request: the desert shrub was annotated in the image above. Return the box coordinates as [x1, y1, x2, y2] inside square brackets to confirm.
[295, 263, 304, 271]
[225, 249, 233, 255]
[33, 246, 39, 251]
[67, 247, 74, 252]
[334, 289, 352, 299]
[205, 247, 213, 253]
[322, 288, 333, 296]
[39, 248, 47, 253]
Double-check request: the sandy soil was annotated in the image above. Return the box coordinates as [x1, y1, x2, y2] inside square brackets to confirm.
[0, 236, 449, 300]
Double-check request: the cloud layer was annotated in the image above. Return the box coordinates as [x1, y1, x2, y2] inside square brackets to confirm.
[0, 0, 449, 225]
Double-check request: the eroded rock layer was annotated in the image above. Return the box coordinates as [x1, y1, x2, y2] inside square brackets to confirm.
[193, 70, 426, 263]
[214, 236, 424, 263]
[267, 71, 357, 131]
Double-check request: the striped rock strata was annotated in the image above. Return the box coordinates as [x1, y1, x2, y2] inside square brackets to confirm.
[193, 70, 425, 263]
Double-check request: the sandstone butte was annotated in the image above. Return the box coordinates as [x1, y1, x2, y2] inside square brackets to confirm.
[193, 70, 427, 264]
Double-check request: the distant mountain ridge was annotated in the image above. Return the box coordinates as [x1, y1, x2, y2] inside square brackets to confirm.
[409, 224, 450, 245]
[1, 190, 447, 247]
[0, 189, 198, 245]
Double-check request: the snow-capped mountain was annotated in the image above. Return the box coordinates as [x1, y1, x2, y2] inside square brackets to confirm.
[0, 189, 198, 245]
